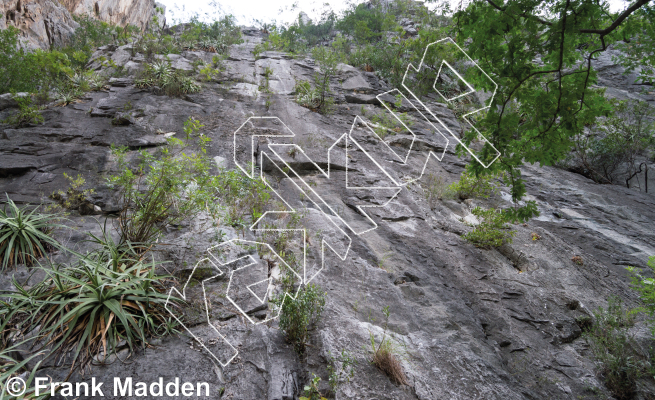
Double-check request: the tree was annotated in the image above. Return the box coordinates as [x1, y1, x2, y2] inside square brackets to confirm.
[454, 0, 654, 202]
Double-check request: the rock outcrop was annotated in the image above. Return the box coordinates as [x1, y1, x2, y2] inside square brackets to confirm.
[59, 0, 163, 30]
[1, 29, 654, 400]
[0, 0, 162, 50]
[0, 0, 79, 49]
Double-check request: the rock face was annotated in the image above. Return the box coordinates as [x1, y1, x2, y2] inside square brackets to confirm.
[0, 0, 80, 49]
[0, 0, 161, 50]
[1, 31, 655, 400]
[59, 0, 163, 30]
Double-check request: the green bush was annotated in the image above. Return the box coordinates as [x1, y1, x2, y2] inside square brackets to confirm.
[300, 374, 327, 400]
[463, 207, 516, 248]
[135, 60, 200, 96]
[108, 118, 214, 246]
[336, 3, 397, 43]
[0, 253, 179, 371]
[627, 256, 655, 330]
[570, 99, 655, 187]
[276, 280, 326, 354]
[447, 167, 504, 200]
[0, 197, 62, 270]
[212, 166, 271, 228]
[62, 15, 138, 69]
[296, 45, 340, 113]
[178, 16, 243, 53]
[0, 27, 73, 95]
[584, 296, 646, 400]
[3, 96, 44, 127]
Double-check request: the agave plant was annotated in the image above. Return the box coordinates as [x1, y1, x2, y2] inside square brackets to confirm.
[54, 90, 82, 106]
[178, 76, 201, 94]
[295, 81, 321, 110]
[149, 60, 173, 81]
[0, 336, 49, 400]
[87, 72, 107, 91]
[1, 254, 181, 371]
[68, 72, 91, 91]
[0, 197, 62, 270]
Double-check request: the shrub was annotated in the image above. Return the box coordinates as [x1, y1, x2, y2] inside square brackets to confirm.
[336, 3, 397, 44]
[276, 280, 326, 354]
[422, 173, 454, 208]
[135, 60, 200, 97]
[0, 253, 180, 371]
[0, 197, 62, 270]
[626, 256, 655, 331]
[133, 32, 180, 60]
[62, 15, 137, 68]
[108, 118, 216, 246]
[584, 296, 646, 400]
[570, 99, 655, 187]
[463, 207, 516, 248]
[300, 374, 327, 400]
[370, 306, 407, 385]
[51, 173, 96, 211]
[179, 16, 243, 53]
[447, 167, 504, 200]
[0, 27, 74, 95]
[213, 167, 271, 228]
[3, 96, 44, 127]
[198, 55, 224, 81]
[310, 46, 340, 113]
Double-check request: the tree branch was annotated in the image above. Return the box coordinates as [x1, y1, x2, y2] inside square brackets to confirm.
[485, 0, 553, 25]
[579, 0, 650, 36]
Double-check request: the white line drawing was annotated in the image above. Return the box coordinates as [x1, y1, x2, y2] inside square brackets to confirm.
[167, 38, 500, 367]
[402, 37, 500, 169]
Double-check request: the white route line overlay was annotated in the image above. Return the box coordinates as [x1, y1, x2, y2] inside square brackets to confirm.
[166, 39, 500, 367]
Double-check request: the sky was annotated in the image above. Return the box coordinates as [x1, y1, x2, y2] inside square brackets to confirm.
[159, 0, 634, 27]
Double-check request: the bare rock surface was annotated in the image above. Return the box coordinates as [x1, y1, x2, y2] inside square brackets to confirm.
[59, 0, 162, 30]
[0, 0, 79, 49]
[0, 0, 159, 50]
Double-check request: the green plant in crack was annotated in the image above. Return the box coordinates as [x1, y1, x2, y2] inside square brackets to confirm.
[463, 207, 516, 249]
[51, 173, 96, 212]
[369, 306, 408, 385]
[328, 349, 356, 396]
[300, 373, 327, 400]
[107, 117, 221, 247]
[0, 197, 63, 271]
[135, 60, 200, 97]
[583, 296, 647, 400]
[274, 266, 325, 354]
[2, 96, 44, 127]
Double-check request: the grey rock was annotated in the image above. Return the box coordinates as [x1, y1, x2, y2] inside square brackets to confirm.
[344, 93, 380, 104]
[0, 0, 79, 50]
[62, 0, 160, 31]
[0, 93, 29, 110]
[108, 77, 134, 87]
